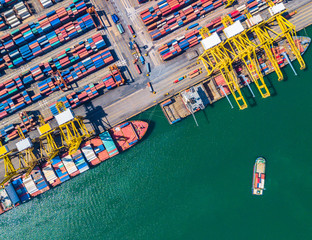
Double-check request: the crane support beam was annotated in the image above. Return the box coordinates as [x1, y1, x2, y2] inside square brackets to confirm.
[221, 16, 270, 98]
[264, 0, 305, 69]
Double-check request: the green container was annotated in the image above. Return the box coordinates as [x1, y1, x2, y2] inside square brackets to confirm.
[57, 53, 67, 60]
[11, 29, 20, 35]
[8, 88, 18, 95]
[51, 41, 60, 47]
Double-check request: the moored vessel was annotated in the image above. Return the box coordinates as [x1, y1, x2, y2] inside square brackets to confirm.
[0, 120, 148, 215]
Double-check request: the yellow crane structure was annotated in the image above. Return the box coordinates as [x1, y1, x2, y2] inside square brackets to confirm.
[245, 12, 284, 81]
[221, 15, 270, 99]
[264, 0, 305, 70]
[0, 139, 26, 188]
[37, 115, 60, 162]
[225, 0, 235, 8]
[55, 102, 92, 155]
[15, 126, 39, 177]
[198, 28, 248, 110]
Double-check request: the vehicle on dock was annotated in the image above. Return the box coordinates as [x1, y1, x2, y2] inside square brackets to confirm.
[252, 157, 266, 195]
[0, 121, 149, 215]
[111, 14, 119, 24]
[146, 63, 151, 76]
[117, 23, 125, 34]
[147, 82, 155, 93]
[128, 25, 135, 37]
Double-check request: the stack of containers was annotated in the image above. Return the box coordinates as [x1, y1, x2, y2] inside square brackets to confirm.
[51, 156, 71, 183]
[137, 0, 147, 3]
[31, 167, 50, 196]
[0, 90, 32, 119]
[39, 0, 54, 9]
[3, 9, 20, 28]
[49, 96, 71, 115]
[214, 75, 230, 96]
[51, 34, 106, 70]
[0, 0, 89, 71]
[14, 2, 31, 20]
[11, 176, 31, 203]
[0, 124, 15, 138]
[158, 8, 244, 60]
[72, 150, 89, 174]
[31, 65, 46, 81]
[4, 182, 20, 207]
[61, 154, 80, 177]
[0, 0, 18, 9]
[91, 138, 108, 162]
[60, 50, 114, 83]
[102, 74, 117, 90]
[0, 16, 6, 30]
[22, 174, 40, 197]
[99, 131, 119, 157]
[0, 188, 13, 214]
[81, 144, 100, 166]
[41, 162, 62, 187]
[140, 0, 197, 26]
[144, 0, 224, 40]
[37, 77, 58, 96]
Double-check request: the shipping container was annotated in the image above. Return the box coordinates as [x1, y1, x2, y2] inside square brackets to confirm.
[117, 23, 124, 34]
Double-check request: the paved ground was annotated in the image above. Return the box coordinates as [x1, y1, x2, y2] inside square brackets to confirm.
[0, 0, 312, 180]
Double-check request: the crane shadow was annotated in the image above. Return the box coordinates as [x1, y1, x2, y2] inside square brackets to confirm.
[83, 101, 111, 134]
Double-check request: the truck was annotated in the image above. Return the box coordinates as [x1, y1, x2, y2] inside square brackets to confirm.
[135, 64, 141, 74]
[147, 82, 155, 93]
[139, 56, 145, 65]
[117, 23, 124, 34]
[146, 63, 151, 76]
[111, 14, 119, 24]
[128, 25, 135, 37]
[186, 23, 199, 30]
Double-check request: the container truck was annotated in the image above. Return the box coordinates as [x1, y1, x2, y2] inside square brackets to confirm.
[135, 64, 141, 74]
[146, 63, 150, 76]
[117, 23, 124, 34]
[128, 25, 135, 37]
[111, 14, 119, 24]
[186, 23, 199, 30]
[147, 82, 155, 94]
[139, 56, 145, 65]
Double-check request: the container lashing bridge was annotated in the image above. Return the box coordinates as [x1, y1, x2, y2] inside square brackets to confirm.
[55, 102, 92, 156]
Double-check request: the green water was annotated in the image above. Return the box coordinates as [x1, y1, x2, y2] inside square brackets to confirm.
[2, 29, 312, 239]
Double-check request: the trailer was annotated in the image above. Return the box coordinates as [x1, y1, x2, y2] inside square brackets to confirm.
[117, 23, 124, 34]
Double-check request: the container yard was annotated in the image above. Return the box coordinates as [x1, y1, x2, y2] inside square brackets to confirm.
[0, 0, 312, 216]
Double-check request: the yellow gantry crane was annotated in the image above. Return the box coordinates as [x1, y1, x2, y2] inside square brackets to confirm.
[264, 0, 305, 69]
[55, 102, 91, 155]
[37, 115, 60, 162]
[221, 15, 270, 99]
[16, 126, 39, 177]
[245, 12, 284, 81]
[198, 28, 248, 110]
[0, 139, 26, 188]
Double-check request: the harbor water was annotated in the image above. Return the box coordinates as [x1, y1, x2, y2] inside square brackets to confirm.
[1, 28, 312, 239]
